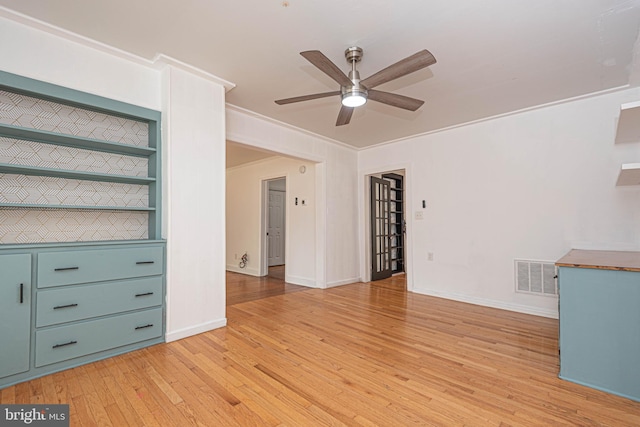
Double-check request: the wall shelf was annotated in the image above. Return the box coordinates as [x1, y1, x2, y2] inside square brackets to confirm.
[0, 123, 155, 157]
[616, 163, 640, 186]
[0, 203, 155, 211]
[615, 101, 640, 144]
[0, 163, 155, 185]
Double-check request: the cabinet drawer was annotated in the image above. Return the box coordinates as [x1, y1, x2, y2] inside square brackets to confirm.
[38, 246, 164, 288]
[36, 277, 163, 327]
[35, 308, 162, 367]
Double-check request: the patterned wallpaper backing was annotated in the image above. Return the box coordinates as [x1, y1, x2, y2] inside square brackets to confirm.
[0, 90, 148, 146]
[0, 89, 151, 244]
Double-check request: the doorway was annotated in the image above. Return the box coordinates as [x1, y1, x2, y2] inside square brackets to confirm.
[369, 171, 406, 282]
[265, 177, 286, 279]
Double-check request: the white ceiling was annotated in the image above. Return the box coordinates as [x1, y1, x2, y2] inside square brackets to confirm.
[1, 0, 640, 149]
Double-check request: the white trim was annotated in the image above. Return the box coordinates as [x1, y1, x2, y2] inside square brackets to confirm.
[153, 54, 236, 92]
[326, 277, 360, 288]
[284, 274, 317, 288]
[226, 104, 356, 152]
[358, 163, 413, 289]
[0, 7, 153, 67]
[260, 175, 288, 277]
[414, 288, 559, 319]
[361, 85, 632, 151]
[0, 7, 236, 92]
[226, 264, 260, 276]
[166, 318, 227, 342]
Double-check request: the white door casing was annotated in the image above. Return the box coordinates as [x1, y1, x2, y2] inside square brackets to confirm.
[268, 189, 285, 266]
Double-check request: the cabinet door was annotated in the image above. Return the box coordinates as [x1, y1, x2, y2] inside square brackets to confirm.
[0, 254, 31, 379]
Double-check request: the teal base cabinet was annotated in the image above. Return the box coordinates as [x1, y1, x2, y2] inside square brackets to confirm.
[0, 240, 166, 389]
[0, 254, 31, 380]
[557, 250, 640, 402]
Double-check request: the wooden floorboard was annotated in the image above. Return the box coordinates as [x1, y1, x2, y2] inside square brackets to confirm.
[2, 272, 640, 426]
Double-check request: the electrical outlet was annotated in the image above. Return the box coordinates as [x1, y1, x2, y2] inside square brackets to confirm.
[415, 211, 424, 220]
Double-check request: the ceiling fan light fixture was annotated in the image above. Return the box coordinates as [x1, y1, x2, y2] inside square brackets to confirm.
[341, 88, 368, 107]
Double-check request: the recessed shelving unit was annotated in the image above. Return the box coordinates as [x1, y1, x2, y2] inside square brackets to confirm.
[615, 101, 640, 186]
[0, 70, 162, 241]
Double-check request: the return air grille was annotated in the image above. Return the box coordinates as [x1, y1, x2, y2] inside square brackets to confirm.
[515, 259, 557, 296]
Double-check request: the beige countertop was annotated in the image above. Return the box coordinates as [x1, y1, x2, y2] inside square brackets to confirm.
[556, 249, 640, 272]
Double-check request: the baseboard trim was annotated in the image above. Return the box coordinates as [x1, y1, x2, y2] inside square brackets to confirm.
[166, 318, 227, 342]
[226, 264, 260, 276]
[325, 277, 360, 289]
[285, 274, 316, 287]
[413, 288, 559, 319]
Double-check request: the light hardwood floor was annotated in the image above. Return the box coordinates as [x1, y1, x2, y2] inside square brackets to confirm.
[2, 272, 639, 426]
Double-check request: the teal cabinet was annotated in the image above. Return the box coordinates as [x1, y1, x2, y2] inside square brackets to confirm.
[0, 241, 165, 389]
[557, 250, 640, 402]
[0, 254, 31, 379]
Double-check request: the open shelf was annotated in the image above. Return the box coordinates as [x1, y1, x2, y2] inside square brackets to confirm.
[0, 163, 155, 185]
[615, 101, 640, 144]
[0, 203, 155, 211]
[0, 123, 155, 157]
[616, 163, 640, 186]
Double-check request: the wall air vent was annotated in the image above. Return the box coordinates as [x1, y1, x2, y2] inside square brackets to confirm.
[515, 259, 557, 296]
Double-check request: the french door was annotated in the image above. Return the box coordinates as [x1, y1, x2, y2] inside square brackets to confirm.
[370, 176, 392, 281]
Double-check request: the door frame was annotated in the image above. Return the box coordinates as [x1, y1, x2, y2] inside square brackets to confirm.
[267, 183, 286, 267]
[359, 164, 413, 290]
[260, 175, 288, 277]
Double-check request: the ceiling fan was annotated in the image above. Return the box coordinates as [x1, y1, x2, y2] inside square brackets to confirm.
[275, 46, 436, 126]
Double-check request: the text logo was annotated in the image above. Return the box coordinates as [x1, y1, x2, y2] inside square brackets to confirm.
[0, 405, 69, 426]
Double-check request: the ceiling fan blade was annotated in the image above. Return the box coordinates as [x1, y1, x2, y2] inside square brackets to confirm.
[367, 90, 424, 111]
[361, 49, 436, 89]
[336, 105, 354, 126]
[275, 91, 340, 105]
[301, 51, 352, 87]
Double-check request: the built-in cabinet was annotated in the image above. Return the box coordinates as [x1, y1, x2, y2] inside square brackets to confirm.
[0, 254, 31, 380]
[556, 249, 640, 402]
[0, 71, 165, 389]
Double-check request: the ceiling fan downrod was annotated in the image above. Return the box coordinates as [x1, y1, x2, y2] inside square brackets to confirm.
[342, 46, 368, 107]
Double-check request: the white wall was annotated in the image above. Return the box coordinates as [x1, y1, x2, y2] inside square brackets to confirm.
[359, 88, 640, 318]
[226, 157, 316, 285]
[162, 66, 227, 341]
[0, 13, 160, 110]
[227, 107, 360, 288]
[1, 13, 229, 341]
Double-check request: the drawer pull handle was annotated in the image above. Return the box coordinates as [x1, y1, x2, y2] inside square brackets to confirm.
[136, 261, 155, 265]
[54, 267, 79, 272]
[135, 324, 154, 330]
[53, 303, 78, 310]
[52, 340, 77, 349]
[135, 292, 154, 297]
[20, 283, 24, 304]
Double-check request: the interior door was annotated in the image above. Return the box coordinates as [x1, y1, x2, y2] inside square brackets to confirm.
[370, 176, 392, 281]
[268, 189, 285, 266]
